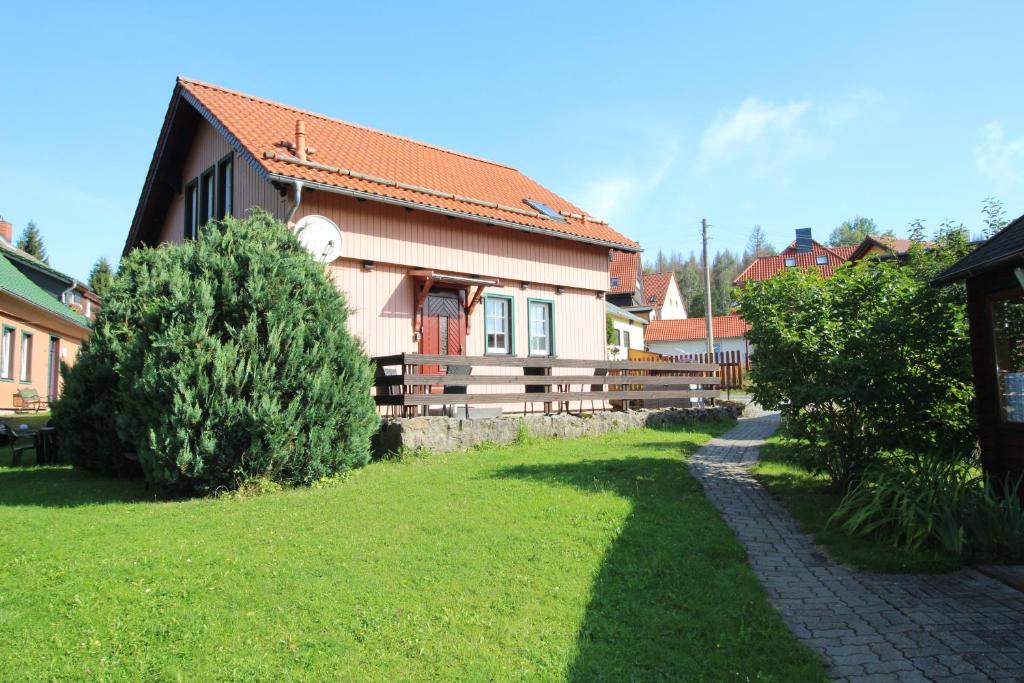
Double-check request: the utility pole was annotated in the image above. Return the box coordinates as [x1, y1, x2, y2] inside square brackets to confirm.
[702, 218, 715, 358]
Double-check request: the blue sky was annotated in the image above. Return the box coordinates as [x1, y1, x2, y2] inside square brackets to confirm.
[2, 1, 1023, 280]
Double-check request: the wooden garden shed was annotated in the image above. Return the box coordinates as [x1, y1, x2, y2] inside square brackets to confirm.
[934, 214, 1024, 488]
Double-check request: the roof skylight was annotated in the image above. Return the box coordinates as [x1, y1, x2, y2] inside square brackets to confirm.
[524, 199, 566, 222]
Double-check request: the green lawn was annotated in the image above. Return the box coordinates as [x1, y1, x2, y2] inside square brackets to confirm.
[0, 422, 825, 682]
[752, 436, 963, 573]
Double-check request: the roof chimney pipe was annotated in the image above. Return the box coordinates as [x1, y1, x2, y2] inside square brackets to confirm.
[296, 120, 307, 161]
[0, 217, 10, 244]
[795, 227, 813, 254]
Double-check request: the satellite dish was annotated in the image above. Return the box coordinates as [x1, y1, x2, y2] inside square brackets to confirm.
[293, 215, 342, 263]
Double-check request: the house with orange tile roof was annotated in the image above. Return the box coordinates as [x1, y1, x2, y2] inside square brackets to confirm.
[123, 78, 639, 367]
[847, 234, 928, 262]
[734, 229, 855, 285]
[645, 315, 751, 362]
[641, 271, 687, 321]
[606, 250, 646, 310]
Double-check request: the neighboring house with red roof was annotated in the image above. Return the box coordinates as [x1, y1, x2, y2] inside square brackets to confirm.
[734, 229, 855, 285]
[847, 234, 927, 262]
[641, 271, 686, 321]
[606, 250, 645, 311]
[645, 315, 751, 362]
[124, 78, 639, 365]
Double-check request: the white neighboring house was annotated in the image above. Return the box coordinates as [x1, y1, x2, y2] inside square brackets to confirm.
[606, 301, 647, 359]
[642, 272, 687, 321]
[645, 314, 750, 362]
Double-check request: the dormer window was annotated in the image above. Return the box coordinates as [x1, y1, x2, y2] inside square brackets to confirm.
[784, 258, 796, 267]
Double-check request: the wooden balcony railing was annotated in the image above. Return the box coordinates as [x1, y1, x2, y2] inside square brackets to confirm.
[372, 353, 721, 415]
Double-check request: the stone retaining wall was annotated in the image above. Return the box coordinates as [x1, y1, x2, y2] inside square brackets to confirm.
[374, 402, 747, 457]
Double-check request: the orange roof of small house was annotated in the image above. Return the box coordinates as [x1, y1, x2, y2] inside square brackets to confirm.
[642, 271, 674, 306]
[734, 239, 853, 284]
[137, 77, 638, 252]
[609, 250, 641, 293]
[645, 315, 749, 342]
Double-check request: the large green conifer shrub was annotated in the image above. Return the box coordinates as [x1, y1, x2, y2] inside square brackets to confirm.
[53, 211, 379, 493]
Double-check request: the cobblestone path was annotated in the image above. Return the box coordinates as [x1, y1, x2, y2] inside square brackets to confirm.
[689, 414, 1024, 682]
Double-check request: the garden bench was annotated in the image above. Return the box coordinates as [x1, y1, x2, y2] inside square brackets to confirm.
[13, 388, 46, 413]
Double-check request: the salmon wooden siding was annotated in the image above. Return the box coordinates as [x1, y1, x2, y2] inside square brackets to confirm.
[298, 191, 608, 290]
[158, 120, 288, 243]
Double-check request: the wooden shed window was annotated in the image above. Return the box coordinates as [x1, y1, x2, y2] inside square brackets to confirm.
[216, 156, 233, 219]
[992, 294, 1024, 423]
[199, 167, 215, 228]
[184, 180, 199, 240]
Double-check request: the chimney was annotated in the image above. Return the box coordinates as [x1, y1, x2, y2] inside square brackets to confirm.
[0, 217, 11, 243]
[794, 227, 813, 254]
[296, 120, 307, 161]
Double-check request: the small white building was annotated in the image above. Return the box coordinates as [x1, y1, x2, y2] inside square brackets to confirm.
[642, 271, 687, 321]
[645, 314, 750, 362]
[606, 301, 647, 359]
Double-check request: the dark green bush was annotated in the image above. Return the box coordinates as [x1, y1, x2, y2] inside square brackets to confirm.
[54, 211, 379, 493]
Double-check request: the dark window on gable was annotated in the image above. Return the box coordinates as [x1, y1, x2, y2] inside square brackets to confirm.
[217, 156, 233, 219]
[184, 179, 199, 240]
[610, 276, 620, 288]
[199, 167, 215, 228]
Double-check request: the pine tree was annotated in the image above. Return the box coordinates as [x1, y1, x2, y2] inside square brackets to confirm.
[16, 221, 48, 263]
[743, 226, 776, 265]
[87, 257, 114, 298]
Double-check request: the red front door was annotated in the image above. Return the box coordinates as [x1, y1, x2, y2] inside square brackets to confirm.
[420, 292, 466, 392]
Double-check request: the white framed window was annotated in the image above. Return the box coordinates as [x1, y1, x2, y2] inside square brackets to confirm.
[19, 332, 31, 382]
[815, 255, 828, 265]
[1, 327, 13, 380]
[619, 329, 631, 348]
[784, 257, 796, 267]
[528, 300, 553, 356]
[484, 296, 512, 354]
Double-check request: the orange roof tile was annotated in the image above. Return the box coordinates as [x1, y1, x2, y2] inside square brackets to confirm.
[609, 250, 641, 293]
[734, 239, 854, 285]
[176, 78, 638, 250]
[642, 271, 674, 306]
[645, 315, 749, 342]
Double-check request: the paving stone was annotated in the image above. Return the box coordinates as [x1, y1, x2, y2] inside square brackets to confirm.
[687, 414, 1024, 683]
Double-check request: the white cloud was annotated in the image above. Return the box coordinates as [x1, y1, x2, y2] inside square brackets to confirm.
[695, 95, 867, 181]
[575, 141, 679, 221]
[976, 121, 1024, 191]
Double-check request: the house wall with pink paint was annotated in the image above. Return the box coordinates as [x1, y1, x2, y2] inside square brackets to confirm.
[157, 119, 611, 364]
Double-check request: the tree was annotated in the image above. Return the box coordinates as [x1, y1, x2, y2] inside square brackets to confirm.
[53, 210, 380, 494]
[710, 249, 742, 315]
[738, 226, 975, 491]
[743, 226, 776, 265]
[16, 220, 48, 263]
[87, 257, 114, 298]
[827, 216, 890, 246]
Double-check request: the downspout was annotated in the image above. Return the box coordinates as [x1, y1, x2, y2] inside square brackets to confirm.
[285, 179, 304, 226]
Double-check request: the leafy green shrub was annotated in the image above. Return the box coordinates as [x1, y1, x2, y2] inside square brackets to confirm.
[831, 456, 1024, 560]
[737, 226, 976, 490]
[54, 211, 379, 493]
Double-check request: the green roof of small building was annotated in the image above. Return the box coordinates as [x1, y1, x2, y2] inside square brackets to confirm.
[0, 254, 91, 329]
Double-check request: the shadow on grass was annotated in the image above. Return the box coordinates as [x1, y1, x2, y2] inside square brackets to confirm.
[0, 466, 150, 508]
[493, 439, 823, 680]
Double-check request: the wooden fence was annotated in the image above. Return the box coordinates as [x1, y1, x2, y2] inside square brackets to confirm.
[373, 353, 720, 416]
[663, 350, 746, 391]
